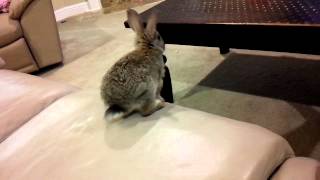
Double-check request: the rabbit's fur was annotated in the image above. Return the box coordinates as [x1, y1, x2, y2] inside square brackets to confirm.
[101, 9, 166, 120]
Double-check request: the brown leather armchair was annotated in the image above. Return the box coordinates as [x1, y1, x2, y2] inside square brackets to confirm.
[0, 0, 63, 73]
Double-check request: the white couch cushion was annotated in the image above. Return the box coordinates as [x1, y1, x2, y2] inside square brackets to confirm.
[0, 90, 294, 180]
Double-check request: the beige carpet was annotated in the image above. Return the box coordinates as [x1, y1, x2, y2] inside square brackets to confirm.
[37, 2, 320, 160]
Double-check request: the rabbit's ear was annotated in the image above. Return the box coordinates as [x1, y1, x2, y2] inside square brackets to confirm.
[127, 9, 143, 34]
[146, 12, 157, 39]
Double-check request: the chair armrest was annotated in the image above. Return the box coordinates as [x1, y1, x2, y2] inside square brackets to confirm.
[20, 0, 63, 67]
[9, 0, 33, 19]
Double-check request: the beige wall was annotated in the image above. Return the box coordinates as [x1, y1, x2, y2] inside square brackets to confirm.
[52, 0, 86, 10]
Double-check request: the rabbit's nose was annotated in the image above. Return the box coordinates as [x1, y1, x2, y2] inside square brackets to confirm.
[162, 55, 167, 64]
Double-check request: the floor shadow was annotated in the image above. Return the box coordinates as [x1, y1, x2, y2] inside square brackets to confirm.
[284, 103, 320, 157]
[31, 62, 64, 76]
[184, 52, 320, 106]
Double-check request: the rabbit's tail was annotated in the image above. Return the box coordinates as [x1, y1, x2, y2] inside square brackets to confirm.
[104, 105, 127, 122]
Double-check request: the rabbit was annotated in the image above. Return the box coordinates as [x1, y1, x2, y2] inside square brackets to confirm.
[100, 9, 166, 121]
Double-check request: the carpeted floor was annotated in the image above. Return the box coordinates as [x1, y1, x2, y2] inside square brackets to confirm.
[38, 2, 320, 160]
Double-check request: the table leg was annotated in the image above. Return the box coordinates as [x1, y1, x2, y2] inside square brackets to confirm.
[161, 55, 174, 103]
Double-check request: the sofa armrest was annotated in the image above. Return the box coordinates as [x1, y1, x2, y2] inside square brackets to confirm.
[271, 157, 320, 180]
[20, 0, 63, 68]
[0, 70, 78, 142]
[9, 0, 33, 19]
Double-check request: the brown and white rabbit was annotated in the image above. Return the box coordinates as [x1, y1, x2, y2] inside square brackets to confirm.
[101, 9, 166, 121]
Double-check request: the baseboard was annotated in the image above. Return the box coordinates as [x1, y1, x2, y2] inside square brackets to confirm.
[54, 2, 89, 22]
[87, 0, 102, 11]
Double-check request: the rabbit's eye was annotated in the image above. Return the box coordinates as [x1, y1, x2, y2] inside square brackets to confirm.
[157, 35, 161, 40]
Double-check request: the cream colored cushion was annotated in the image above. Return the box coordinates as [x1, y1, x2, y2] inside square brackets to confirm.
[0, 90, 294, 180]
[0, 14, 22, 47]
[0, 70, 77, 142]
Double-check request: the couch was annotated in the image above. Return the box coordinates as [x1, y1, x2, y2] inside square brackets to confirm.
[0, 0, 63, 73]
[0, 68, 319, 179]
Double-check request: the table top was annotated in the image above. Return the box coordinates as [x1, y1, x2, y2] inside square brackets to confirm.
[140, 0, 320, 26]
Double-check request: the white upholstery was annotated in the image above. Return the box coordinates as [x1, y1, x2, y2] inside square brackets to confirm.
[0, 90, 294, 180]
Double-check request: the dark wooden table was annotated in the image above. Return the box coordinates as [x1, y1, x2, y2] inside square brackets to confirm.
[125, 0, 320, 55]
[124, 0, 320, 103]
